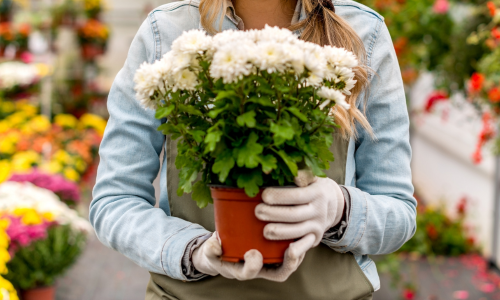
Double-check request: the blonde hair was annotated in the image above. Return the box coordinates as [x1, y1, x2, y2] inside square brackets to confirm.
[199, 0, 373, 138]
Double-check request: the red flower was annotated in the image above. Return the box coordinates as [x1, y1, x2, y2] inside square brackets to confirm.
[402, 288, 416, 300]
[393, 37, 408, 57]
[457, 197, 467, 216]
[492, 27, 500, 40]
[488, 87, 500, 103]
[472, 112, 495, 164]
[427, 224, 439, 240]
[424, 91, 448, 113]
[488, 1, 497, 17]
[469, 73, 485, 93]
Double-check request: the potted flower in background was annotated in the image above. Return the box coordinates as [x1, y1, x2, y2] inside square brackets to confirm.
[76, 19, 109, 61]
[0, 181, 92, 300]
[134, 27, 359, 263]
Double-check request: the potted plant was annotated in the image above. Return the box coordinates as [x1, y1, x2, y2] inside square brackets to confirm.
[76, 19, 109, 61]
[0, 181, 92, 300]
[134, 27, 358, 263]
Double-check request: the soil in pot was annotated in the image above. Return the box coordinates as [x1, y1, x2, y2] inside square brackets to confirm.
[211, 186, 293, 264]
[21, 286, 55, 300]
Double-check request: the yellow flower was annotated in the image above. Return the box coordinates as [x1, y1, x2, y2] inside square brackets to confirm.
[0, 233, 9, 250]
[0, 101, 14, 114]
[0, 121, 9, 134]
[53, 150, 74, 165]
[79, 113, 107, 136]
[14, 102, 37, 117]
[0, 132, 19, 155]
[26, 115, 51, 133]
[0, 161, 11, 184]
[42, 212, 54, 222]
[64, 167, 80, 182]
[54, 114, 78, 129]
[5, 112, 27, 128]
[75, 158, 87, 173]
[39, 160, 63, 174]
[0, 276, 19, 300]
[35, 63, 52, 78]
[11, 151, 40, 172]
[13, 208, 42, 225]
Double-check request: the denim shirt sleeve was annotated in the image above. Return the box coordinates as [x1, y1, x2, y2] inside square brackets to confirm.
[322, 20, 417, 255]
[89, 17, 210, 280]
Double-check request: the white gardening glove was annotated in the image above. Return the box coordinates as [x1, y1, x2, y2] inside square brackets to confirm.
[255, 170, 345, 259]
[192, 232, 312, 282]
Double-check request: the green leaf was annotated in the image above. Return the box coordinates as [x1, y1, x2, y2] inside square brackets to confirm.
[237, 169, 263, 197]
[304, 155, 326, 177]
[189, 130, 205, 143]
[258, 154, 277, 174]
[287, 107, 308, 122]
[204, 130, 223, 153]
[212, 150, 235, 182]
[236, 110, 256, 128]
[215, 90, 238, 100]
[155, 104, 175, 119]
[247, 96, 274, 107]
[270, 121, 295, 146]
[208, 104, 230, 119]
[178, 104, 203, 116]
[276, 150, 298, 176]
[192, 181, 213, 208]
[177, 164, 199, 196]
[235, 132, 263, 168]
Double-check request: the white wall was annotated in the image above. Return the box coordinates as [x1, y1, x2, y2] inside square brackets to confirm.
[410, 73, 496, 257]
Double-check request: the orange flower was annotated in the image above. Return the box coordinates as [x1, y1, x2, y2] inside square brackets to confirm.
[393, 37, 408, 58]
[469, 73, 485, 93]
[17, 23, 30, 37]
[489, 87, 500, 103]
[487, 1, 497, 17]
[0, 23, 12, 40]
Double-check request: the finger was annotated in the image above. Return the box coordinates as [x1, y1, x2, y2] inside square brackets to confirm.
[255, 203, 316, 223]
[218, 250, 263, 281]
[257, 247, 305, 282]
[203, 235, 223, 258]
[287, 233, 316, 260]
[263, 221, 322, 243]
[294, 169, 317, 187]
[262, 179, 326, 205]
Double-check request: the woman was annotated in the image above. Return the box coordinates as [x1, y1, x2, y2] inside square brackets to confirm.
[90, 0, 416, 299]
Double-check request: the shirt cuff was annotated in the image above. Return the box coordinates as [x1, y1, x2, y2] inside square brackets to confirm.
[181, 233, 212, 280]
[160, 223, 211, 280]
[321, 185, 368, 254]
[323, 186, 350, 242]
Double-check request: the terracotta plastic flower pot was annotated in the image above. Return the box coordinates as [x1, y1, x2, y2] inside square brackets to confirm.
[21, 286, 55, 300]
[211, 186, 293, 264]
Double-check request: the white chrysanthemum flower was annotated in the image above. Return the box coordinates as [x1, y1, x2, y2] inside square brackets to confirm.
[0, 182, 93, 233]
[173, 68, 198, 91]
[303, 42, 326, 78]
[212, 30, 251, 49]
[317, 86, 350, 110]
[171, 29, 213, 54]
[253, 41, 288, 73]
[210, 43, 253, 83]
[306, 73, 324, 87]
[334, 66, 355, 83]
[285, 43, 305, 74]
[134, 62, 160, 110]
[256, 25, 297, 44]
[342, 78, 357, 95]
[324, 46, 358, 68]
[171, 51, 195, 72]
[319, 99, 331, 110]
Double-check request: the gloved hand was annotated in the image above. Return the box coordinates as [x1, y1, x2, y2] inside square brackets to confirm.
[192, 232, 312, 282]
[255, 170, 345, 258]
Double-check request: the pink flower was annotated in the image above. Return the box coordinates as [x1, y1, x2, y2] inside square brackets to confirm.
[4, 215, 51, 256]
[453, 290, 469, 299]
[8, 169, 80, 205]
[433, 0, 450, 14]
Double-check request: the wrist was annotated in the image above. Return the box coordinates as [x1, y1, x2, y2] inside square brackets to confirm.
[330, 181, 345, 227]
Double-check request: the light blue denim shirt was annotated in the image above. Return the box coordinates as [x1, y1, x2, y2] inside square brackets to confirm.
[90, 0, 416, 292]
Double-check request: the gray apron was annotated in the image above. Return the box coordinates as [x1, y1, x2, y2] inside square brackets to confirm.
[145, 133, 374, 300]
